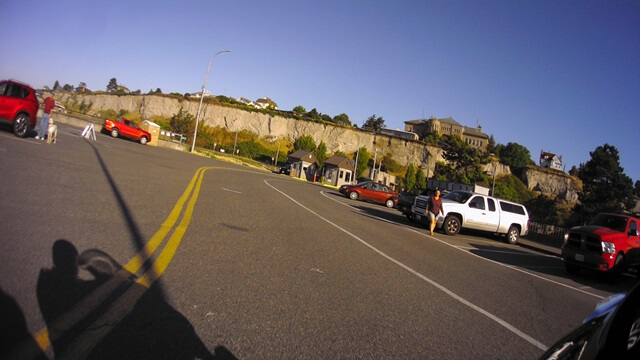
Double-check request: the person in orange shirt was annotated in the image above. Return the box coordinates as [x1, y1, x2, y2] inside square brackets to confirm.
[36, 93, 55, 140]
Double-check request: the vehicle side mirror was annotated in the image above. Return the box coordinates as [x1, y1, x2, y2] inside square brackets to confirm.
[630, 229, 640, 237]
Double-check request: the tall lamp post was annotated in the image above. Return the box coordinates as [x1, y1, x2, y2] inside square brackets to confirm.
[190, 50, 231, 153]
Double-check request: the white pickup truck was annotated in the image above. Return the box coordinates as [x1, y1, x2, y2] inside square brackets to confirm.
[411, 190, 529, 244]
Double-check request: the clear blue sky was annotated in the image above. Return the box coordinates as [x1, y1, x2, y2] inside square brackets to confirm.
[2, 1, 638, 182]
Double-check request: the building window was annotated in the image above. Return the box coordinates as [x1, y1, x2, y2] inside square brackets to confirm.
[339, 170, 344, 179]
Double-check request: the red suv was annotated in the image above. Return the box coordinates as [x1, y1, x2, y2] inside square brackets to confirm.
[102, 117, 151, 145]
[0, 79, 40, 137]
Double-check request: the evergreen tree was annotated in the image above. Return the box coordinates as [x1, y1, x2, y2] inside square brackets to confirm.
[362, 114, 385, 132]
[415, 168, 427, 193]
[107, 78, 118, 92]
[355, 147, 371, 179]
[293, 135, 316, 151]
[578, 144, 635, 221]
[405, 163, 417, 192]
[315, 141, 328, 169]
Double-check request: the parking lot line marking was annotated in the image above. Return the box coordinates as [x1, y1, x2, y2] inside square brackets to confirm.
[221, 187, 242, 194]
[320, 190, 605, 300]
[271, 182, 548, 351]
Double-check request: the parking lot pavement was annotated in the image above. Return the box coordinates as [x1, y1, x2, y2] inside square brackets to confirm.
[518, 236, 562, 257]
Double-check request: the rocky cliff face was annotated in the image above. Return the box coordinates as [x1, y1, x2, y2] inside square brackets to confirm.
[523, 167, 582, 204]
[58, 93, 447, 173]
[58, 93, 578, 203]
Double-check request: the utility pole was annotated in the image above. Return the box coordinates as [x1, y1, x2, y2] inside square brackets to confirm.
[370, 149, 377, 180]
[274, 142, 280, 167]
[353, 147, 360, 184]
[232, 129, 238, 156]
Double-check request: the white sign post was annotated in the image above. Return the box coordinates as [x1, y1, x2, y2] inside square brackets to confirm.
[81, 124, 97, 140]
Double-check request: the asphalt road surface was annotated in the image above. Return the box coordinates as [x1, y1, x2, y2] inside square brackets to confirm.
[1, 124, 637, 359]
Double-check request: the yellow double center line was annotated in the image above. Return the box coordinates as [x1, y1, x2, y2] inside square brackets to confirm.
[33, 166, 211, 355]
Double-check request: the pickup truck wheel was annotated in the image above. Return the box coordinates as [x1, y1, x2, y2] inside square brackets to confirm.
[110, 128, 119, 138]
[506, 226, 519, 245]
[608, 254, 625, 283]
[349, 191, 359, 200]
[385, 199, 394, 208]
[139, 136, 148, 145]
[565, 263, 580, 275]
[443, 215, 461, 235]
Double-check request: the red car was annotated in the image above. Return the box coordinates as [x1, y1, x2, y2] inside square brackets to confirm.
[0, 79, 39, 137]
[103, 117, 151, 145]
[342, 181, 398, 208]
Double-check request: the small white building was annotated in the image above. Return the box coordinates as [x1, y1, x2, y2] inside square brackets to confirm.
[540, 150, 563, 171]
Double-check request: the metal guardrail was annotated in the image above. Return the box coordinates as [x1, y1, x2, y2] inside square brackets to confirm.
[528, 221, 567, 239]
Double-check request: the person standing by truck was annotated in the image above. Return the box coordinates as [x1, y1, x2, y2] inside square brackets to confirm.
[427, 188, 444, 236]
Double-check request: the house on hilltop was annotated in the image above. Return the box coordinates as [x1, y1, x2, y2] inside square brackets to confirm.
[540, 150, 563, 171]
[255, 97, 278, 110]
[404, 116, 488, 149]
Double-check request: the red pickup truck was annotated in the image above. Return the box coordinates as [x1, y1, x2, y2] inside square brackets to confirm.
[102, 117, 151, 145]
[562, 213, 640, 278]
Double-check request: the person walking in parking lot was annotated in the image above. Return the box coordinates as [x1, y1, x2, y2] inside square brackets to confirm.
[427, 188, 444, 236]
[36, 93, 55, 140]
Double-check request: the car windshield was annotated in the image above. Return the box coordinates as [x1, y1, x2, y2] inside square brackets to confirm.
[442, 191, 472, 204]
[589, 214, 628, 232]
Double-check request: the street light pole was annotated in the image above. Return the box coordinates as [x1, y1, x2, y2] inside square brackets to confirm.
[190, 50, 231, 153]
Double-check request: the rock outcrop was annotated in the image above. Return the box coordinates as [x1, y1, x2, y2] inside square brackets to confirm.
[523, 167, 582, 204]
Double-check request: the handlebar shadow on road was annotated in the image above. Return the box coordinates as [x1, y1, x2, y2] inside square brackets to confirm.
[5, 139, 239, 359]
[0, 288, 48, 360]
[30, 238, 237, 359]
[466, 242, 638, 294]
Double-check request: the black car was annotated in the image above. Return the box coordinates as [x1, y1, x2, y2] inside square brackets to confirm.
[279, 164, 291, 175]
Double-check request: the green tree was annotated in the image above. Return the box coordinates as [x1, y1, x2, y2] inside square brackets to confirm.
[405, 163, 417, 192]
[170, 108, 195, 138]
[334, 150, 347, 157]
[107, 78, 118, 92]
[433, 161, 455, 181]
[415, 168, 427, 193]
[315, 141, 328, 169]
[492, 175, 534, 204]
[578, 144, 635, 220]
[568, 165, 579, 177]
[307, 108, 321, 121]
[524, 195, 558, 224]
[63, 84, 73, 91]
[362, 114, 385, 132]
[441, 135, 484, 184]
[635, 180, 640, 197]
[422, 130, 441, 145]
[293, 135, 316, 151]
[53, 80, 60, 90]
[333, 113, 351, 126]
[381, 154, 404, 175]
[499, 142, 534, 176]
[355, 147, 371, 178]
[486, 134, 497, 155]
[292, 105, 306, 114]
[155, 88, 163, 94]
